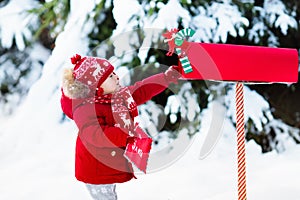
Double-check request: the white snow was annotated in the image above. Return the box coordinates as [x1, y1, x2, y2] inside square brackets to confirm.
[0, 0, 38, 51]
[210, 2, 249, 43]
[226, 85, 272, 131]
[150, 0, 191, 30]
[0, 0, 299, 200]
[1, 98, 300, 200]
[249, 0, 297, 45]
[112, 0, 143, 35]
[264, 0, 298, 35]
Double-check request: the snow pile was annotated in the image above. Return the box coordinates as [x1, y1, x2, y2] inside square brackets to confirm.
[1, 97, 300, 200]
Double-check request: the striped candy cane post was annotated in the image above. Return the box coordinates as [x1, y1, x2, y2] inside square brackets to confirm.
[235, 82, 247, 200]
[174, 28, 195, 74]
[175, 28, 196, 46]
[176, 48, 193, 73]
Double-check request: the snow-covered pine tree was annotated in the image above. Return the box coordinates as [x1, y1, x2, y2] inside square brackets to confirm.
[0, 0, 299, 153]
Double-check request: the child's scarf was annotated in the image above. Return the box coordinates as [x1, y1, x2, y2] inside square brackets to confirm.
[94, 87, 138, 133]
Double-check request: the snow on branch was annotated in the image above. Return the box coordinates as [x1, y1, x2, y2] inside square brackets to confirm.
[0, 0, 38, 51]
[264, 0, 298, 35]
[191, 1, 249, 43]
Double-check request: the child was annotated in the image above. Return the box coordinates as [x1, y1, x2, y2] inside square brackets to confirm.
[60, 54, 181, 200]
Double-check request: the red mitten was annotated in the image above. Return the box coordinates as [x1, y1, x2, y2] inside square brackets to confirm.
[126, 136, 136, 145]
[164, 65, 182, 84]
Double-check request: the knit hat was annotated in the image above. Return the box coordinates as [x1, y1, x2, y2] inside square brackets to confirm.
[71, 54, 114, 89]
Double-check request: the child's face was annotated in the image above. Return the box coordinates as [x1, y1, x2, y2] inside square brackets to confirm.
[101, 72, 121, 94]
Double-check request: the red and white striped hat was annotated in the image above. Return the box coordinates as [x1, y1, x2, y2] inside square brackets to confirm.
[71, 54, 114, 89]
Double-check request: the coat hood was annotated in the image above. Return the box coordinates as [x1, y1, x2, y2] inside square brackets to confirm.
[62, 68, 91, 99]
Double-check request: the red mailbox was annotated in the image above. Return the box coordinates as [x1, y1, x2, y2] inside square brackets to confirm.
[179, 42, 298, 83]
[162, 28, 299, 200]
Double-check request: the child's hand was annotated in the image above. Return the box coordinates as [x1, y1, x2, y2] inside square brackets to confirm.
[126, 136, 136, 145]
[164, 65, 182, 84]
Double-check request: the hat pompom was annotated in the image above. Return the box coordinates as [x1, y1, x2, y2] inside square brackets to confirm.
[71, 54, 82, 65]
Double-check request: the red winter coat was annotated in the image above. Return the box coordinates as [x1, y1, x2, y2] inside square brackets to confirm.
[60, 73, 170, 184]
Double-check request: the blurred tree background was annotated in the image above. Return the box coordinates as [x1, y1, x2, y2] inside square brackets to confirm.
[0, 0, 299, 153]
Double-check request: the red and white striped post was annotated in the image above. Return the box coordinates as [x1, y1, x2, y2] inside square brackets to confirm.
[235, 82, 247, 200]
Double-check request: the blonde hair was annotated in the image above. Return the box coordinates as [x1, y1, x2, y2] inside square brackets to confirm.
[62, 68, 91, 99]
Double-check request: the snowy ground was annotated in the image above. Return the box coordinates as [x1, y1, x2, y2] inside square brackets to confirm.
[1, 101, 300, 200]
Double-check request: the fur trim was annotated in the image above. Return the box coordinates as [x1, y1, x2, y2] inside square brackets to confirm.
[62, 68, 91, 99]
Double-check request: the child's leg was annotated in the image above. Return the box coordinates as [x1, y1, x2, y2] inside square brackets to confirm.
[86, 183, 118, 200]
